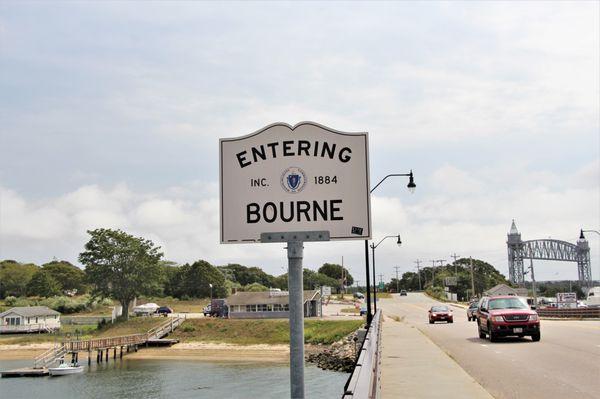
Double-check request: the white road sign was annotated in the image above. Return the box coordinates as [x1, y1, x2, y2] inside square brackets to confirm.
[556, 292, 577, 303]
[220, 122, 371, 243]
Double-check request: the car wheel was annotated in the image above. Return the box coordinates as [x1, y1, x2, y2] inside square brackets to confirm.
[449, 320, 453, 323]
[531, 333, 541, 342]
[488, 323, 498, 342]
[429, 319, 433, 324]
[478, 325, 486, 339]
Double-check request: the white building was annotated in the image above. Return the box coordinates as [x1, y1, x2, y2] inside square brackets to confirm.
[227, 290, 321, 319]
[0, 306, 61, 333]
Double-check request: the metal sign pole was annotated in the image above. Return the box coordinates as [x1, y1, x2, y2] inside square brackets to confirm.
[288, 239, 305, 399]
[262, 231, 330, 399]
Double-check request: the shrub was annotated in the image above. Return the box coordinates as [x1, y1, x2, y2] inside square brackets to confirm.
[4, 296, 17, 306]
[425, 286, 447, 301]
[181, 324, 196, 333]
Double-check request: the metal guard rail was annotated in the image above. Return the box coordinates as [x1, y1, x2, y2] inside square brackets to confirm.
[537, 307, 600, 318]
[342, 310, 382, 399]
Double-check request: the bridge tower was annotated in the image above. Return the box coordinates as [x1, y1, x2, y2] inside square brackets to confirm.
[577, 230, 591, 285]
[507, 220, 525, 285]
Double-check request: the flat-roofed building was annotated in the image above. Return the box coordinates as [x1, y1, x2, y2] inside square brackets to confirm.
[0, 306, 61, 333]
[227, 290, 321, 319]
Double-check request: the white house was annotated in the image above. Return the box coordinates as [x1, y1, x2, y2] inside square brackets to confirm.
[227, 290, 321, 319]
[0, 306, 61, 333]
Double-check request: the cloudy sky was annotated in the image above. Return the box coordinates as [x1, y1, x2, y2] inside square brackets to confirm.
[1, 2, 598, 284]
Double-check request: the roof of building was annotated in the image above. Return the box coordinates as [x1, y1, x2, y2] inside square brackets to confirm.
[0, 306, 60, 318]
[483, 284, 528, 297]
[226, 290, 320, 306]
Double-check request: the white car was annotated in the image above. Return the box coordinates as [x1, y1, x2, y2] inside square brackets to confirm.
[133, 302, 160, 316]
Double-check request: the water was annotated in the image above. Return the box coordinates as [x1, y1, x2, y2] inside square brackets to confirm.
[0, 359, 348, 399]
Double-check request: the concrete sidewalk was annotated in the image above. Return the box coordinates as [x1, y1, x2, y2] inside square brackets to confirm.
[380, 316, 493, 399]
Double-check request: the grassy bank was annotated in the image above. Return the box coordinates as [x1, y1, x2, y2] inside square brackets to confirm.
[0, 317, 165, 346]
[172, 319, 363, 345]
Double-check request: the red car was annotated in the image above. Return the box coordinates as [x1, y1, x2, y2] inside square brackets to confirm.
[428, 305, 453, 324]
[476, 295, 540, 342]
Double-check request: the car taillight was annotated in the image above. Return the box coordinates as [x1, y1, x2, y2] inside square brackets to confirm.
[529, 314, 538, 321]
[492, 316, 504, 322]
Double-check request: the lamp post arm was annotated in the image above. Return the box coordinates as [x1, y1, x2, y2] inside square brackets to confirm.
[370, 173, 412, 193]
[372, 235, 398, 249]
[582, 230, 600, 236]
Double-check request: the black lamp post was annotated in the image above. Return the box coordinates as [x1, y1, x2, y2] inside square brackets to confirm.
[364, 170, 415, 324]
[370, 235, 401, 313]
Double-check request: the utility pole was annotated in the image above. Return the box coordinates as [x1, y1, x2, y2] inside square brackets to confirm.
[378, 274, 384, 292]
[414, 260, 422, 290]
[451, 253, 460, 276]
[470, 256, 475, 300]
[341, 256, 346, 294]
[429, 260, 437, 286]
[530, 258, 537, 309]
[436, 260, 446, 286]
[394, 266, 401, 293]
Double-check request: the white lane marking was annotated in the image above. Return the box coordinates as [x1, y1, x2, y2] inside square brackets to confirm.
[494, 351, 502, 354]
[480, 344, 488, 348]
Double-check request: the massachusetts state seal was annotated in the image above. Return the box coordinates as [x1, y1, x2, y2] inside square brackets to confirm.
[281, 167, 307, 194]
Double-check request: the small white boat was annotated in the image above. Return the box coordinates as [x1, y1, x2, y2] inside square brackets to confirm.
[48, 362, 84, 376]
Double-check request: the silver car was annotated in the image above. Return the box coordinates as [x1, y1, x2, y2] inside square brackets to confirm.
[467, 302, 479, 321]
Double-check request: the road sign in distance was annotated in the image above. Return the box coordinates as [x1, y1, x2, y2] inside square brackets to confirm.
[444, 277, 458, 286]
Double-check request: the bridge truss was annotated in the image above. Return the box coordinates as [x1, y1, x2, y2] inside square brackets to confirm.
[507, 221, 591, 287]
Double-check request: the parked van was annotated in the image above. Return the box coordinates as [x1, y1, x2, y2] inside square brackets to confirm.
[586, 287, 600, 308]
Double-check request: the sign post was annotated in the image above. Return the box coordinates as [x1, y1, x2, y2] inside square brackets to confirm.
[221, 122, 371, 399]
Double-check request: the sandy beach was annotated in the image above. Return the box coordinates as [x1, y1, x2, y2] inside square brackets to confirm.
[127, 342, 291, 363]
[0, 343, 54, 360]
[0, 341, 296, 363]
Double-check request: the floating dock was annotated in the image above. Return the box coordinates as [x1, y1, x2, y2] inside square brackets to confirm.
[1, 367, 49, 377]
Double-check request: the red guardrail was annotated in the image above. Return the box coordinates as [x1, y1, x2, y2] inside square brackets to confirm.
[537, 307, 600, 318]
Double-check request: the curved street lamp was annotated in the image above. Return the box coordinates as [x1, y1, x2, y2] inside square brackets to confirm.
[364, 171, 415, 324]
[370, 234, 401, 313]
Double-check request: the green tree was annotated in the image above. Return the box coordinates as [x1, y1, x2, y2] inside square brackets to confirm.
[26, 269, 61, 297]
[170, 260, 227, 298]
[274, 269, 339, 291]
[159, 260, 180, 297]
[318, 263, 354, 287]
[244, 282, 269, 292]
[0, 260, 39, 298]
[42, 260, 87, 293]
[217, 264, 276, 287]
[79, 229, 164, 320]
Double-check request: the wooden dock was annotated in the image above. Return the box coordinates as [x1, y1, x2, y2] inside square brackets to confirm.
[1, 316, 185, 378]
[1, 368, 49, 377]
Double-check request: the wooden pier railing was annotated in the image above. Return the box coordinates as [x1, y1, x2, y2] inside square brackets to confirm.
[32, 315, 185, 368]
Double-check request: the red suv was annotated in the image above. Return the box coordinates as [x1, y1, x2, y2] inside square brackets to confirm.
[476, 296, 540, 342]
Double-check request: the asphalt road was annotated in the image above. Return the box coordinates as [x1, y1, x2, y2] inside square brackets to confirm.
[379, 293, 600, 399]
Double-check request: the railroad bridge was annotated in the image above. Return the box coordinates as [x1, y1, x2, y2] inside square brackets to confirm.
[507, 220, 592, 287]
